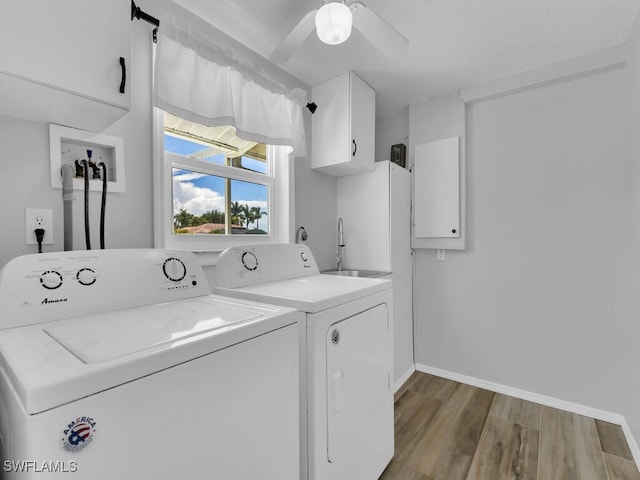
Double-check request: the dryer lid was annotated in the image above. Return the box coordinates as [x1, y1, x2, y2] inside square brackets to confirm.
[214, 274, 391, 313]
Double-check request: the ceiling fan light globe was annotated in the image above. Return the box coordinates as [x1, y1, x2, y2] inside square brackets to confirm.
[315, 2, 353, 45]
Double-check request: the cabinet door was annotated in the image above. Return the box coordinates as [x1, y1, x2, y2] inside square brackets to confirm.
[414, 137, 460, 238]
[311, 72, 350, 171]
[311, 71, 375, 176]
[0, 1, 131, 109]
[349, 72, 375, 172]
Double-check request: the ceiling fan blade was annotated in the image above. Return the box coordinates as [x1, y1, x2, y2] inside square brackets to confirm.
[351, 1, 408, 58]
[269, 10, 317, 64]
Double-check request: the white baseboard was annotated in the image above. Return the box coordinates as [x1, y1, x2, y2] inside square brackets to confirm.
[394, 364, 416, 394]
[619, 418, 640, 470]
[415, 363, 640, 468]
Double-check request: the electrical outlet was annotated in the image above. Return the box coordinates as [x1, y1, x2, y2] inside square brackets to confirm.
[436, 249, 446, 261]
[25, 208, 53, 245]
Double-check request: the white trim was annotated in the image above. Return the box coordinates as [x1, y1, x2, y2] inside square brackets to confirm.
[168, 154, 273, 187]
[272, 145, 295, 244]
[620, 419, 640, 469]
[415, 363, 640, 469]
[416, 363, 622, 422]
[460, 44, 627, 104]
[394, 364, 416, 394]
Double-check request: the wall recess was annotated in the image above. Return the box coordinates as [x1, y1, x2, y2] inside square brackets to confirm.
[49, 124, 125, 193]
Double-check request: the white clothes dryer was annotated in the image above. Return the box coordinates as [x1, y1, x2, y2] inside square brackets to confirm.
[0, 249, 301, 479]
[214, 243, 394, 480]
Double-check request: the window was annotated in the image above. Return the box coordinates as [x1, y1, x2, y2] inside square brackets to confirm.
[153, 111, 293, 260]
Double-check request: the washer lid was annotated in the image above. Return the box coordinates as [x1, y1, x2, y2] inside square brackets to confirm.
[0, 295, 298, 414]
[214, 274, 391, 313]
[44, 298, 261, 363]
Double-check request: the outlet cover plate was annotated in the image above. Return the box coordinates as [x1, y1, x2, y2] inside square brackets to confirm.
[25, 208, 53, 245]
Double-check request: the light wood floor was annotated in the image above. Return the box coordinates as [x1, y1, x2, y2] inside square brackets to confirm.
[381, 372, 640, 480]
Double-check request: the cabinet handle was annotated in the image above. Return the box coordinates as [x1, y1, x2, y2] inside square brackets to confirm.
[119, 57, 126, 94]
[352, 139, 357, 156]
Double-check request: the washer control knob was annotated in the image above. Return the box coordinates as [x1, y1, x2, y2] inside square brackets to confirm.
[40, 270, 63, 290]
[241, 252, 258, 271]
[301, 251, 308, 262]
[163, 257, 187, 282]
[76, 268, 97, 286]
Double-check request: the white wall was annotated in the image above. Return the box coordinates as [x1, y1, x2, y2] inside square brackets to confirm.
[0, 3, 336, 275]
[624, 12, 640, 443]
[413, 65, 635, 416]
[0, 25, 155, 269]
[375, 107, 409, 163]
[294, 154, 337, 271]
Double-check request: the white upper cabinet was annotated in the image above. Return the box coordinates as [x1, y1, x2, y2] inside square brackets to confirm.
[0, 0, 131, 131]
[311, 71, 375, 176]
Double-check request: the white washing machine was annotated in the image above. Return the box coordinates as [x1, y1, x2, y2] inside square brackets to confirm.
[0, 249, 301, 479]
[214, 243, 394, 480]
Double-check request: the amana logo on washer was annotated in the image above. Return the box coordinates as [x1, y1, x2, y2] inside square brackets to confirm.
[41, 297, 68, 305]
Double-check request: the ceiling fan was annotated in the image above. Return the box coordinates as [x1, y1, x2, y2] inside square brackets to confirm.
[269, 1, 409, 64]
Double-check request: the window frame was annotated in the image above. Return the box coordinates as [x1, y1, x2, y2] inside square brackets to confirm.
[170, 154, 273, 235]
[152, 108, 293, 264]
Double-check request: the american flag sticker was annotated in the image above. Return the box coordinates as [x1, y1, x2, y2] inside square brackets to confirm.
[61, 416, 97, 453]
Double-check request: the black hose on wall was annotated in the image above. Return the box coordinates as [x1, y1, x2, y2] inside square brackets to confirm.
[99, 162, 107, 249]
[81, 159, 91, 250]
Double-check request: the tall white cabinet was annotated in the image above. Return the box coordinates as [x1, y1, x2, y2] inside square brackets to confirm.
[337, 161, 413, 385]
[0, 0, 131, 131]
[312, 71, 375, 176]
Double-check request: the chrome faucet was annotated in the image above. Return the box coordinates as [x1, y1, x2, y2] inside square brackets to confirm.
[337, 217, 345, 271]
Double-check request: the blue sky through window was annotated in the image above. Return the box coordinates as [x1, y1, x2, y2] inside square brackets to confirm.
[172, 169, 269, 233]
[165, 135, 203, 155]
[241, 157, 267, 174]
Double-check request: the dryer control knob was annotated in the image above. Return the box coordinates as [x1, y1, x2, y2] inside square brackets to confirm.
[241, 252, 258, 271]
[40, 270, 63, 290]
[76, 268, 97, 286]
[163, 257, 187, 282]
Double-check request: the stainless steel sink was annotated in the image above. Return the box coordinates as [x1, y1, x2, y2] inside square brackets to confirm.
[322, 269, 390, 278]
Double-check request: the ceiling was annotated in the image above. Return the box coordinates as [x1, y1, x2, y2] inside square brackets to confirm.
[173, 0, 640, 118]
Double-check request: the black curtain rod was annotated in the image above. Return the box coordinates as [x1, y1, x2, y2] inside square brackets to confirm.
[131, 1, 160, 43]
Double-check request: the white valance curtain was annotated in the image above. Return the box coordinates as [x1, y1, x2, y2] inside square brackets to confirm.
[154, 15, 307, 156]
